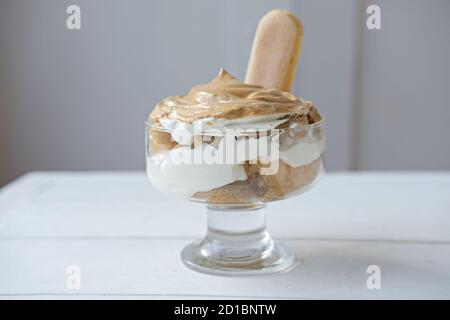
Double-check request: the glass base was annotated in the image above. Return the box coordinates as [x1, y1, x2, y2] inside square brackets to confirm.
[181, 204, 297, 276]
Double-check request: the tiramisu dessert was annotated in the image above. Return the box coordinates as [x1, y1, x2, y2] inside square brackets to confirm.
[146, 9, 324, 205]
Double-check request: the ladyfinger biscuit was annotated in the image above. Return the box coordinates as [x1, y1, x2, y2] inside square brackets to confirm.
[245, 9, 304, 92]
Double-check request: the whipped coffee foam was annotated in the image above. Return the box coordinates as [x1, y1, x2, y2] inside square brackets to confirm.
[150, 69, 315, 125]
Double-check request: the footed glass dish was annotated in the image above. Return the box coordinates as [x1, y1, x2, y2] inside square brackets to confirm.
[145, 119, 324, 275]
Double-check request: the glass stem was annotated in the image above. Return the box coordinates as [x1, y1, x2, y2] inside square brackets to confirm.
[205, 204, 274, 262]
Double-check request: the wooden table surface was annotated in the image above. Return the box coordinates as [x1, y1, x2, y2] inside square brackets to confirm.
[0, 171, 449, 299]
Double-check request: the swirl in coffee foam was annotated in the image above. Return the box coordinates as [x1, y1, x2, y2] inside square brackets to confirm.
[150, 68, 316, 125]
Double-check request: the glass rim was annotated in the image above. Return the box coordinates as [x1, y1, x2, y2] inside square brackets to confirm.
[144, 117, 325, 133]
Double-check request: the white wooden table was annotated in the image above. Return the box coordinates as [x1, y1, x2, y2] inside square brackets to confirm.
[0, 171, 449, 299]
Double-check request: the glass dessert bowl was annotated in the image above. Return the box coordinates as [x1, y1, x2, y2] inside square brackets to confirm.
[145, 69, 324, 275]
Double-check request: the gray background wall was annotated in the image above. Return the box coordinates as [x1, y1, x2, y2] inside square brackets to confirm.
[0, 0, 449, 186]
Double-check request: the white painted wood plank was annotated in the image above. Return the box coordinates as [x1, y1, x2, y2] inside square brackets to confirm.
[0, 238, 449, 299]
[0, 172, 449, 241]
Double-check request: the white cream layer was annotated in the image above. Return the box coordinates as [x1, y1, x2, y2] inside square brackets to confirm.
[147, 136, 324, 198]
[147, 144, 247, 198]
[280, 138, 325, 167]
[158, 114, 291, 145]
